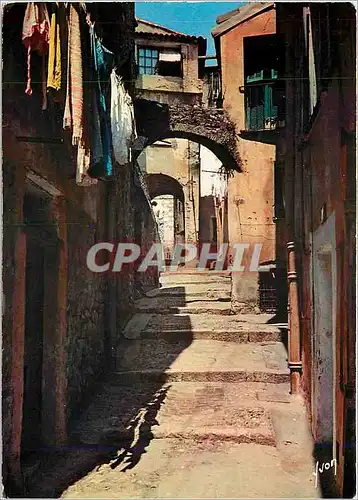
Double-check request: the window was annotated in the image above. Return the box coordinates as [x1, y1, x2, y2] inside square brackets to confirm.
[246, 83, 278, 131]
[243, 35, 285, 131]
[137, 47, 159, 75]
[137, 46, 182, 77]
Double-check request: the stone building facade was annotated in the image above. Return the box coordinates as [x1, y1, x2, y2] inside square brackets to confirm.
[2, 3, 158, 494]
[134, 18, 206, 106]
[134, 19, 228, 264]
[276, 3, 356, 495]
[212, 3, 283, 313]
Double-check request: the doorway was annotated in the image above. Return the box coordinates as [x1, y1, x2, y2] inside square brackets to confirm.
[21, 236, 45, 458]
[21, 187, 56, 461]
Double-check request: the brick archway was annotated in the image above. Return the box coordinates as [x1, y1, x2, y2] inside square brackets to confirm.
[133, 99, 241, 172]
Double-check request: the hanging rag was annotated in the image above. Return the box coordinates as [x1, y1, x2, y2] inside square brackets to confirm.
[75, 12, 97, 187]
[63, 4, 83, 146]
[47, 8, 61, 93]
[22, 2, 50, 110]
[87, 25, 114, 180]
[110, 69, 137, 166]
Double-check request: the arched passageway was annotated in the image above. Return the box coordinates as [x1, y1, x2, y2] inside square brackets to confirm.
[133, 98, 241, 173]
[146, 172, 185, 202]
[145, 173, 185, 261]
[137, 138, 229, 268]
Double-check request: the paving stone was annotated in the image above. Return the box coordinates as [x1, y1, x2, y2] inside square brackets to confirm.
[26, 273, 317, 499]
[116, 339, 289, 373]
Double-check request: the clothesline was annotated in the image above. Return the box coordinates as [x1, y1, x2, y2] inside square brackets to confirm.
[22, 1, 139, 188]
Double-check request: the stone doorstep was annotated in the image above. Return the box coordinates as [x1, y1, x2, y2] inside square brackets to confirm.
[139, 329, 285, 343]
[110, 370, 290, 384]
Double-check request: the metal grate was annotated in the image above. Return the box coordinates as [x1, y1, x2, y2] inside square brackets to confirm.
[258, 272, 277, 313]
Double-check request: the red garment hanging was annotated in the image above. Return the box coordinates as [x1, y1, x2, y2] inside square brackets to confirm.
[22, 2, 50, 109]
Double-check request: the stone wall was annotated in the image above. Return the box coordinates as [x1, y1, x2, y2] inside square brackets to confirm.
[2, 3, 158, 493]
[65, 187, 108, 420]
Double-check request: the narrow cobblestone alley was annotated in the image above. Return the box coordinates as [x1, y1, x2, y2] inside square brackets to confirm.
[3, 2, 356, 498]
[27, 272, 319, 498]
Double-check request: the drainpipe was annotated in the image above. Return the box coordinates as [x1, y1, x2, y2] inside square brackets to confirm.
[287, 241, 302, 393]
[282, 5, 302, 394]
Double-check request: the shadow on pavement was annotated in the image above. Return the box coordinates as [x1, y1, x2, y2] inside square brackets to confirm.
[22, 284, 193, 498]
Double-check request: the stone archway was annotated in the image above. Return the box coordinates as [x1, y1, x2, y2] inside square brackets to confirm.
[146, 173, 185, 201]
[133, 99, 241, 172]
[146, 173, 186, 261]
[138, 136, 201, 249]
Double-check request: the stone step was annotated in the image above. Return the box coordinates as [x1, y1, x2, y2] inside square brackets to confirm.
[110, 369, 289, 385]
[123, 313, 287, 340]
[71, 381, 292, 448]
[160, 272, 231, 286]
[115, 340, 289, 382]
[139, 295, 231, 305]
[135, 298, 232, 315]
[147, 313, 287, 330]
[146, 284, 231, 299]
[138, 329, 285, 343]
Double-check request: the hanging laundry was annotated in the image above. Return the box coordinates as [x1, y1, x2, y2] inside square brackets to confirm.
[87, 25, 114, 180]
[63, 4, 83, 146]
[47, 6, 61, 93]
[62, 5, 96, 186]
[76, 10, 98, 186]
[110, 69, 137, 166]
[22, 2, 50, 110]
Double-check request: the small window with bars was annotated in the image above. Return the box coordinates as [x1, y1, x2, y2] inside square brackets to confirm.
[137, 47, 159, 75]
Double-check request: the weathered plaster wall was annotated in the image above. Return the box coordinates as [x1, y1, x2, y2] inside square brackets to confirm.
[277, 3, 356, 494]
